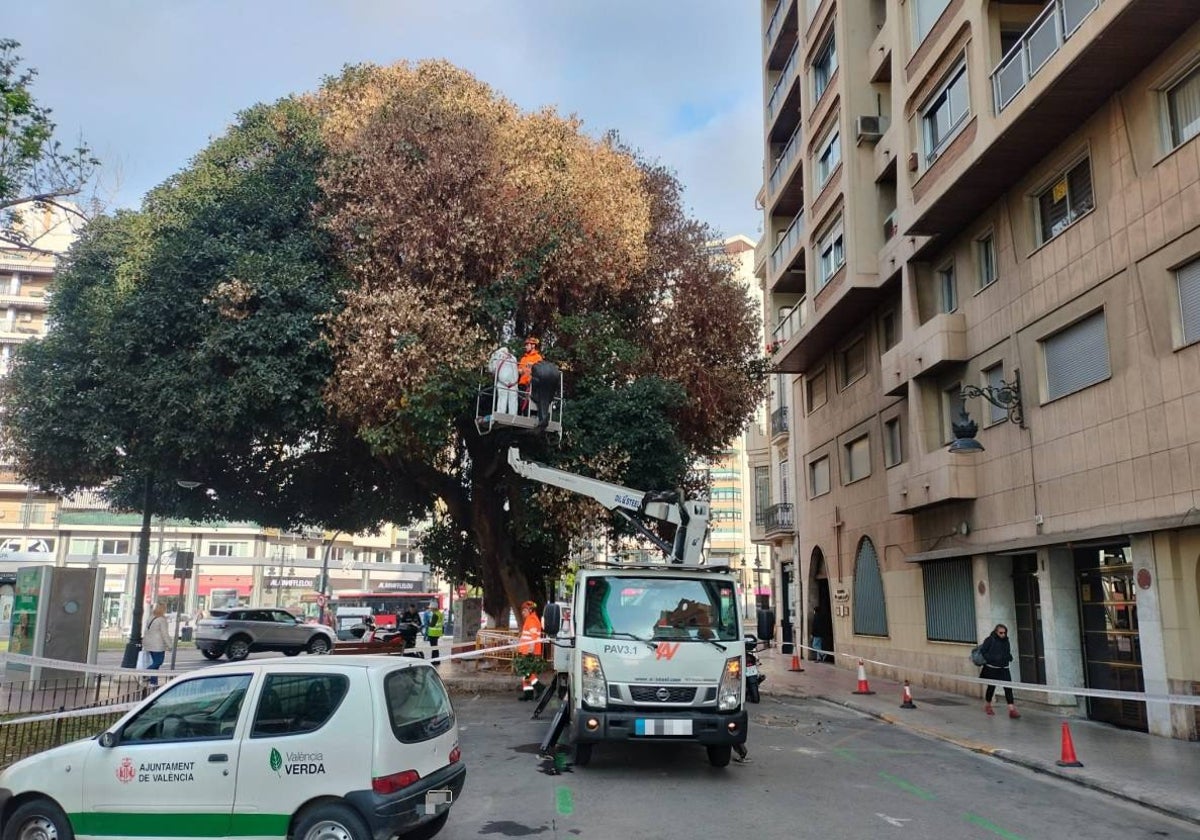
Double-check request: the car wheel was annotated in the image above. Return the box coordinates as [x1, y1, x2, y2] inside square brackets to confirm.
[284, 649, 301, 657]
[399, 811, 449, 840]
[225, 636, 251, 661]
[573, 741, 593, 767]
[2, 797, 76, 840]
[706, 744, 732, 767]
[307, 635, 332, 655]
[294, 802, 370, 840]
[199, 649, 222, 661]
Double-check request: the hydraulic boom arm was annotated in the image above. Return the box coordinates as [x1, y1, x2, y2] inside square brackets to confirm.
[507, 447, 710, 565]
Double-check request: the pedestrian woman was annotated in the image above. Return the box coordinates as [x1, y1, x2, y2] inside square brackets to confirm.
[979, 623, 1019, 718]
[143, 604, 171, 686]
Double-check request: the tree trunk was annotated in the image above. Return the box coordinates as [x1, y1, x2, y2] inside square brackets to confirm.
[470, 475, 531, 622]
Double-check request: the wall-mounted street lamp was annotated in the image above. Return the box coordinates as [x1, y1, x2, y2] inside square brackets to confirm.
[948, 371, 1025, 454]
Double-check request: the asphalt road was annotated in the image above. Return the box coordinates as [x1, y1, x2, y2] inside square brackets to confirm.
[444, 693, 1197, 840]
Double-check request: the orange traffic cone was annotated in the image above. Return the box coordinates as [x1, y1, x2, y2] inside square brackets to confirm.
[900, 679, 916, 709]
[852, 658, 875, 695]
[789, 650, 805, 672]
[1055, 721, 1084, 767]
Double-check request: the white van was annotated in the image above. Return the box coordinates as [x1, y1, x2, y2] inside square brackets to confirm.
[0, 656, 465, 840]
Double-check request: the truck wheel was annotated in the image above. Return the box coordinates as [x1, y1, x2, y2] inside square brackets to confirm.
[225, 636, 251, 661]
[199, 649, 222, 661]
[399, 812, 449, 840]
[307, 636, 332, 655]
[573, 742, 593, 767]
[294, 802, 370, 840]
[2, 797, 75, 840]
[706, 745, 732, 767]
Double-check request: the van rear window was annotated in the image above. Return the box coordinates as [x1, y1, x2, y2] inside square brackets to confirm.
[384, 667, 454, 743]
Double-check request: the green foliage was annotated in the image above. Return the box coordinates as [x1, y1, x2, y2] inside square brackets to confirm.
[512, 653, 550, 677]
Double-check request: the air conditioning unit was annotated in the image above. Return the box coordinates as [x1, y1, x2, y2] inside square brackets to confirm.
[856, 115, 888, 143]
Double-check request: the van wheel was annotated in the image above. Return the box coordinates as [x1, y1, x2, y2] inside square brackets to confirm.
[399, 811, 449, 840]
[2, 797, 75, 840]
[573, 742, 593, 767]
[308, 636, 332, 655]
[225, 637, 251, 661]
[706, 745, 732, 767]
[294, 802, 370, 840]
[283, 649, 301, 657]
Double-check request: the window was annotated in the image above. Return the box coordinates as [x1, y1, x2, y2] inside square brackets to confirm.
[844, 435, 871, 483]
[1038, 157, 1094, 243]
[1166, 64, 1200, 149]
[252, 673, 349, 737]
[817, 222, 845, 288]
[1177, 257, 1200, 346]
[753, 467, 770, 525]
[913, 0, 951, 45]
[120, 674, 252, 743]
[815, 127, 841, 188]
[806, 367, 828, 413]
[883, 418, 903, 467]
[839, 336, 867, 388]
[923, 63, 968, 161]
[941, 382, 966, 444]
[923, 558, 976, 643]
[206, 542, 243, 557]
[384, 666, 455, 743]
[102, 539, 130, 555]
[779, 459, 791, 503]
[982, 365, 1007, 425]
[879, 309, 899, 352]
[977, 234, 997, 289]
[809, 456, 831, 497]
[1042, 310, 1111, 400]
[813, 35, 837, 102]
[938, 263, 958, 312]
[852, 537, 888, 636]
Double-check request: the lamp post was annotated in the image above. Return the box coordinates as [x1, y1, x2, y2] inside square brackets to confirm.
[948, 371, 1026, 453]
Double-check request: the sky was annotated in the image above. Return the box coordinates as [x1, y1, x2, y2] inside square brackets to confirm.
[7, 1, 766, 241]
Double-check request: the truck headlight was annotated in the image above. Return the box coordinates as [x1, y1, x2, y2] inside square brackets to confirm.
[581, 652, 607, 709]
[717, 656, 742, 711]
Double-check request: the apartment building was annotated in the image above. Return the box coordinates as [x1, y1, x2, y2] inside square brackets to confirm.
[755, 0, 1200, 738]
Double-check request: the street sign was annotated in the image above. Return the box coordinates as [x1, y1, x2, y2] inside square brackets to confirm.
[316, 593, 327, 608]
[172, 550, 194, 580]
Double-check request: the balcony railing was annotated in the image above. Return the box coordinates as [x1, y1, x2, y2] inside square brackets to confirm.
[759, 502, 794, 535]
[770, 297, 806, 348]
[768, 124, 803, 198]
[770, 406, 789, 438]
[766, 46, 798, 122]
[768, 211, 805, 277]
[765, 0, 785, 45]
[991, 0, 1101, 113]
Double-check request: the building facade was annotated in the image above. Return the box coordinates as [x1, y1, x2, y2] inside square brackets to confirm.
[756, 0, 1200, 738]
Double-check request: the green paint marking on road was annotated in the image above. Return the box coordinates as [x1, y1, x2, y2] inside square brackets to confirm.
[965, 813, 1025, 840]
[832, 747, 860, 762]
[556, 785, 574, 816]
[878, 771, 936, 801]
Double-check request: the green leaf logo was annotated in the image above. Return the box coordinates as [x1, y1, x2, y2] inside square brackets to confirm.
[269, 748, 283, 775]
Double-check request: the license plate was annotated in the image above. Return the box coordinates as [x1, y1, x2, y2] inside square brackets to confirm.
[635, 719, 693, 736]
[745, 665, 759, 677]
[423, 789, 453, 815]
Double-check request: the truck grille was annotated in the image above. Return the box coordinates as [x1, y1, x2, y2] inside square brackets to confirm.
[630, 685, 697, 703]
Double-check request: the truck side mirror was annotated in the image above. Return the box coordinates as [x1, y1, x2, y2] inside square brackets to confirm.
[542, 603, 562, 636]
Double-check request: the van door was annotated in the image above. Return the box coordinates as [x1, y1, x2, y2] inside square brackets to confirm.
[82, 672, 253, 838]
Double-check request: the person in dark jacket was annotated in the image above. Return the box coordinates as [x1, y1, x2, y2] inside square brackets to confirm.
[979, 623, 1020, 718]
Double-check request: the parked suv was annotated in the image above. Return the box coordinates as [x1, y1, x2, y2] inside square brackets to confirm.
[0, 656, 465, 840]
[195, 607, 335, 661]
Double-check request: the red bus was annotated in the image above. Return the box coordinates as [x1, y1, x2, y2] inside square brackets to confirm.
[331, 591, 444, 627]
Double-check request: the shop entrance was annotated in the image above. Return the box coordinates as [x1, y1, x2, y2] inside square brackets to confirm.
[1011, 555, 1046, 685]
[1074, 544, 1146, 731]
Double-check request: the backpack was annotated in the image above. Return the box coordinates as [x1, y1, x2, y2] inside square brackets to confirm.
[970, 644, 986, 666]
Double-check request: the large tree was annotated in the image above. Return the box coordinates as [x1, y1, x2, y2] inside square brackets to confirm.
[3, 60, 765, 621]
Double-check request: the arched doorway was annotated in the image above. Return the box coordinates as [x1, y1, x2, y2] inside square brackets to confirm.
[809, 547, 833, 661]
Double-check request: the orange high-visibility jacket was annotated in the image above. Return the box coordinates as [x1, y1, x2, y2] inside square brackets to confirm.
[518, 349, 543, 388]
[518, 611, 543, 656]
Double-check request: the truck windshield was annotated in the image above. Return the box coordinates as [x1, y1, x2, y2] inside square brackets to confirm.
[582, 576, 739, 642]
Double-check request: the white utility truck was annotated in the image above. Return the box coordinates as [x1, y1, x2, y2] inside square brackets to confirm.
[508, 448, 749, 767]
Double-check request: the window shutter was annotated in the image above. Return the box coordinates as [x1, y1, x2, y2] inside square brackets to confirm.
[852, 538, 888, 637]
[1068, 159, 1094, 215]
[1178, 259, 1200, 345]
[1044, 311, 1110, 399]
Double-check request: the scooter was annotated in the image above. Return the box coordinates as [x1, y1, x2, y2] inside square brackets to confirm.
[744, 635, 766, 703]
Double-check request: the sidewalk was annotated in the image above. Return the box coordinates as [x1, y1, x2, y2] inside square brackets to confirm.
[433, 643, 1200, 826]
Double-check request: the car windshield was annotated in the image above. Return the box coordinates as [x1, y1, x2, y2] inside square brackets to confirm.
[582, 576, 739, 642]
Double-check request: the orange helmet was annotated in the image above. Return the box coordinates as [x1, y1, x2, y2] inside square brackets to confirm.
[521, 600, 537, 612]
[524, 336, 540, 347]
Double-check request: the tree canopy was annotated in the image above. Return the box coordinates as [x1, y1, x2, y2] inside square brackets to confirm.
[2, 60, 765, 620]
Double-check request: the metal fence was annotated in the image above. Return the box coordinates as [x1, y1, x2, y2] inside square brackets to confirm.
[0, 671, 165, 716]
[0, 707, 126, 770]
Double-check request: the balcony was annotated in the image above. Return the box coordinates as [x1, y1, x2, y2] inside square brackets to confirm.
[767, 123, 804, 216]
[769, 297, 806, 350]
[770, 406, 789, 440]
[887, 451, 977, 514]
[907, 0, 1195, 239]
[879, 312, 968, 395]
[765, 0, 799, 70]
[760, 502, 795, 538]
[768, 211, 805, 281]
[766, 46, 799, 125]
[0, 293, 48, 309]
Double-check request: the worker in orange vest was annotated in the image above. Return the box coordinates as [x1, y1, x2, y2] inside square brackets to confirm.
[517, 337, 543, 415]
[517, 600, 544, 701]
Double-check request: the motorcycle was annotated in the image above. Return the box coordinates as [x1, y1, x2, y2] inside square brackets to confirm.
[744, 634, 766, 703]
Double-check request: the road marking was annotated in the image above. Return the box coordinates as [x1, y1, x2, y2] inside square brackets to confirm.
[555, 786, 574, 816]
[965, 813, 1025, 840]
[876, 814, 911, 827]
[878, 771, 936, 801]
